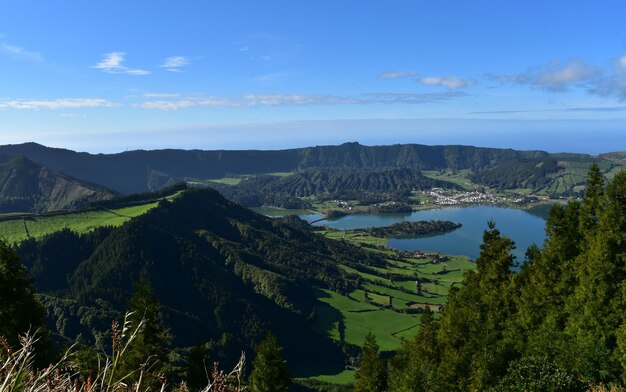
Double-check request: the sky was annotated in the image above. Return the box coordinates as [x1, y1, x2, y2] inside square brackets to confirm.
[1, 1, 626, 154]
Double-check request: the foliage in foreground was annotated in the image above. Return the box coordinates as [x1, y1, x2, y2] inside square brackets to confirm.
[0, 321, 248, 391]
[386, 166, 626, 390]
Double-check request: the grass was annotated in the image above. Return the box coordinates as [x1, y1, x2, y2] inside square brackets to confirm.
[294, 368, 355, 385]
[205, 177, 242, 185]
[0, 192, 181, 244]
[313, 289, 421, 352]
[422, 169, 476, 190]
[309, 228, 475, 354]
[0, 315, 247, 391]
[0, 203, 158, 244]
[303, 240, 475, 384]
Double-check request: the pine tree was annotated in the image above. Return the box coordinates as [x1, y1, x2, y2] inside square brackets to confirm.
[437, 221, 516, 390]
[579, 163, 604, 238]
[354, 332, 387, 392]
[389, 308, 440, 391]
[117, 277, 171, 387]
[565, 171, 626, 380]
[0, 238, 48, 357]
[250, 333, 290, 392]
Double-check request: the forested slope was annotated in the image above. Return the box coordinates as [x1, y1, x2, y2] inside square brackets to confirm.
[15, 188, 384, 367]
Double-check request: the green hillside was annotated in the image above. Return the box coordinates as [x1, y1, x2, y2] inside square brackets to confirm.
[12, 187, 475, 384]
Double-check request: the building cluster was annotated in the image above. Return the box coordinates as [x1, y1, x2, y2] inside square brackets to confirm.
[422, 188, 525, 206]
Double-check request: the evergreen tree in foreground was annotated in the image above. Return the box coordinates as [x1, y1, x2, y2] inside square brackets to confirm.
[354, 332, 387, 392]
[250, 332, 290, 392]
[389, 308, 440, 392]
[116, 277, 171, 387]
[0, 238, 51, 364]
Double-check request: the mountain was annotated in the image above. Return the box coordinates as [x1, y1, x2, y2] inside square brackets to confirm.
[210, 167, 462, 207]
[0, 154, 117, 213]
[0, 142, 550, 194]
[16, 188, 385, 366]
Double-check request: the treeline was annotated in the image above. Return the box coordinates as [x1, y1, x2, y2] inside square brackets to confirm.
[209, 168, 460, 209]
[363, 220, 462, 238]
[471, 157, 561, 191]
[207, 179, 313, 209]
[241, 168, 461, 197]
[356, 164, 626, 391]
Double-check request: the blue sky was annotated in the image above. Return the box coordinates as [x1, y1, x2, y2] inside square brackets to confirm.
[1, 1, 626, 153]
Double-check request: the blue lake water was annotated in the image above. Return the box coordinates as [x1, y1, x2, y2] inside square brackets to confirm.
[303, 206, 547, 261]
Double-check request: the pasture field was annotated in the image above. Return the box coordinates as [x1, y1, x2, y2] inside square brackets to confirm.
[0, 192, 181, 243]
[422, 169, 476, 190]
[304, 229, 475, 384]
[311, 228, 475, 352]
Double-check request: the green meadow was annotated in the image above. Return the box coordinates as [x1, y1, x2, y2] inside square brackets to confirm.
[303, 228, 475, 384]
[0, 192, 181, 244]
[229, 205, 473, 363]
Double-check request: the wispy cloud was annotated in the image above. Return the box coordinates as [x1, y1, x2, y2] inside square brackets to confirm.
[0, 42, 43, 62]
[587, 53, 626, 101]
[563, 106, 626, 112]
[139, 91, 467, 110]
[143, 93, 181, 98]
[361, 92, 467, 103]
[487, 59, 597, 92]
[420, 76, 476, 90]
[160, 56, 190, 72]
[92, 52, 150, 75]
[0, 98, 115, 110]
[378, 71, 416, 79]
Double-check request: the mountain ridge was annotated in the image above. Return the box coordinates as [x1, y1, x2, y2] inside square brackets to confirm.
[0, 142, 553, 194]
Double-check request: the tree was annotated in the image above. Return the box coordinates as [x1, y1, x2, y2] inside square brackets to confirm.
[354, 332, 387, 392]
[389, 308, 440, 391]
[579, 163, 604, 238]
[0, 238, 49, 361]
[437, 221, 517, 390]
[116, 277, 171, 387]
[250, 333, 290, 392]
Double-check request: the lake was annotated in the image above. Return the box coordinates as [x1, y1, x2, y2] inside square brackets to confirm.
[303, 206, 547, 261]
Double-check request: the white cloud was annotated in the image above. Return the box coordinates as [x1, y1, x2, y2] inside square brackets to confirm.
[160, 56, 190, 72]
[537, 61, 595, 85]
[239, 45, 250, 52]
[378, 71, 416, 79]
[92, 52, 150, 75]
[0, 42, 43, 62]
[0, 98, 115, 110]
[488, 59, 597, 92]
[139, 91, 467, 110]
[143, 93, 181, 98]
[361, 91, 467, 103]
[139, 97, 238, 110]
[587, 53, 626, 101]
[420, 76, 475, 89]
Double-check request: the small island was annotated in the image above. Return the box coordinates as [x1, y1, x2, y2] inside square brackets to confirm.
[362, 220, 462, 238]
